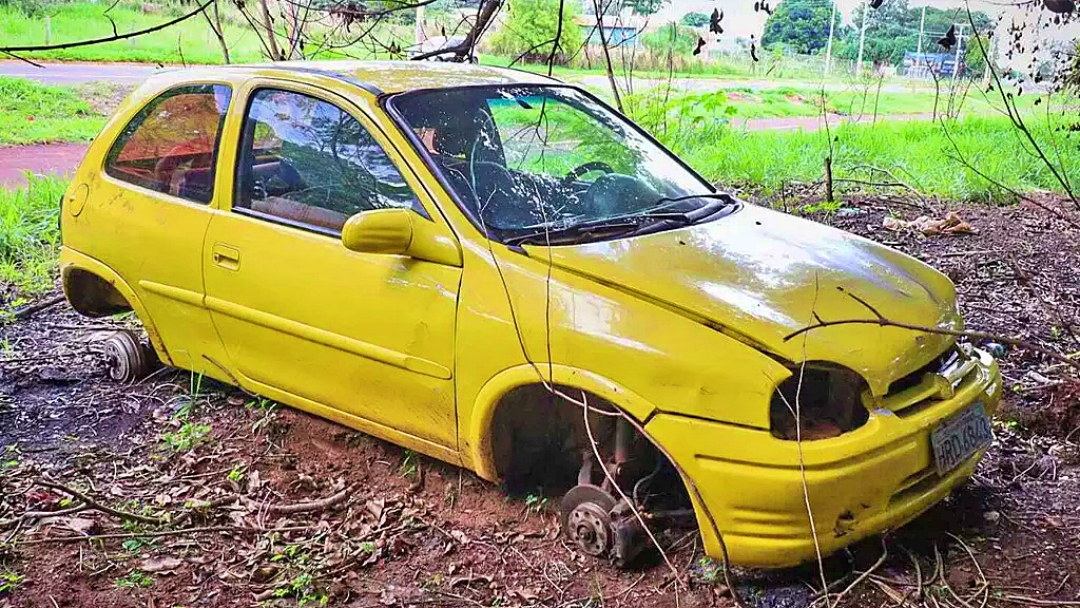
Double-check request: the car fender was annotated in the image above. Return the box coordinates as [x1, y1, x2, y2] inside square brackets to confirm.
[59, 247, 172, 366]
[465, 363, 656, 482]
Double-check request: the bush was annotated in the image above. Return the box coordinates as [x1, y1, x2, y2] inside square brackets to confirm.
[488, 0, 583, 64]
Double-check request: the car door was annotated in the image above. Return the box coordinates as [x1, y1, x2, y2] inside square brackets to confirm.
[86, 83, 234, 373]
[203, 83, 462, 454]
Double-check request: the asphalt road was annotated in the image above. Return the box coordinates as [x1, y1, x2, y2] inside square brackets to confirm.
[0, 60, 166, 85]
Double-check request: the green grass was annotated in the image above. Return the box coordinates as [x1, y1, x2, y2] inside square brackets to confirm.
[0, 77, 110, 145]
[673, 115, 1080, 202]
[0, 1, 264, 64]
[0, 176, 66, 301]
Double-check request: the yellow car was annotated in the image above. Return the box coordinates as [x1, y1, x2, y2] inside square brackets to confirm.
[59, 61, 1002, 569]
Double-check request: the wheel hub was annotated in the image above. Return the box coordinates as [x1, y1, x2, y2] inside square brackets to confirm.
[560, 484, 616, 558]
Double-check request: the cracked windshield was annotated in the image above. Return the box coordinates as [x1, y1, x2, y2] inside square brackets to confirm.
[392, 86, 726, 243]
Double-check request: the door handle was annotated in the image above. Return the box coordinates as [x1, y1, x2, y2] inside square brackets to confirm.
[212, 244, 241, 270]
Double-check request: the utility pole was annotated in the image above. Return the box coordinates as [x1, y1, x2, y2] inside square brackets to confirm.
[824, 0, 837, 78]
[913, 5, 926, 78]
[416, 3, 425, 46]
[855, 1, 870, 76]
[952, 23, 964, 85]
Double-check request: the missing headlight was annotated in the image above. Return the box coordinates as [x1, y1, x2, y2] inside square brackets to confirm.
[770, 365, 869, 441]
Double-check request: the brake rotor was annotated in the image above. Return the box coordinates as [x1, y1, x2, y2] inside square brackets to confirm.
[560, 484, 616, 557]
[104, 330, 149, 383]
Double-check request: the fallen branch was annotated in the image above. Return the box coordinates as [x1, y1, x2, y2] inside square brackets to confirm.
[36, 479, 167, 525]
[11, 295, 65, 322]
[826, 537, 889, 606]
[17, 524, 313, 545]
[264, 486, 352, 515]
[0, 504, 89, 529]
[783, 288, 1080, 373]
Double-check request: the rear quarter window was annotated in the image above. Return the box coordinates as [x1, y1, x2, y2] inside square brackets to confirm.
[105, 84, 232, 204]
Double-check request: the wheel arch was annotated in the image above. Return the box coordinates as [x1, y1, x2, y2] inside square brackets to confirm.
[464, 364, 656, 482]
[60, 250, 172, 366]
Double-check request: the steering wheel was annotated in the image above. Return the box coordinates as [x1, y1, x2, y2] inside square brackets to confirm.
[562, 161, 614, 185]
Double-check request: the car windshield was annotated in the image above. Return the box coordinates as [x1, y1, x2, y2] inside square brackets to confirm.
[388, 85, 732, 244]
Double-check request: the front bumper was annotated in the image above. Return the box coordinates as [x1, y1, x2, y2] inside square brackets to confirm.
[647, 348, 1002, 569]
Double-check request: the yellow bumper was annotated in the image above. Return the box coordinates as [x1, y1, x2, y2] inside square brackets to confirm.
[647, 349, 1002, 569]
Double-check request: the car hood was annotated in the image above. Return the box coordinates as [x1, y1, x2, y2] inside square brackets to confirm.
[535, 204, 959, 396]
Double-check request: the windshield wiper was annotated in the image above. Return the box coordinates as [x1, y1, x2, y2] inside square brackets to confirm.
[503, 219, 640, 246]
[638, 193, 736, 224]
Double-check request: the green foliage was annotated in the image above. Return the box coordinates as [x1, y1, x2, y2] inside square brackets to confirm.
[0, 569, 22, 594]
[0, 176, 67, 299]
[0, 77, 106, 145]
[761, 0, 839, 54]
[679, 11, 710, 27]
[162, 422, 211, 452]
[964, 34, 990, 77]
[834, 0, 992, 67]
[115, 570, 153, 589]
[667, 115, 1080, 202]
[0, 2, 263, 63]
[625, 0, 666, 16]
[487, 0, 583, 63]
[641, 23, 698, 57]
[625, 90, 734, 148]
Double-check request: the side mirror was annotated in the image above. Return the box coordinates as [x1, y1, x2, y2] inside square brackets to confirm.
[341, 208, 463, 267]
[342, 208, 413, 256]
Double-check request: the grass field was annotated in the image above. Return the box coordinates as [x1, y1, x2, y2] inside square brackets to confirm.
[0, 77, 111, 145]
[0, 176, 65, 300]
[673, 115, 1079, 201]
[0, 1, 265, 64]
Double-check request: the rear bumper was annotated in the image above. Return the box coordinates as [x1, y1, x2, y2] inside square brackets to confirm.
[647, 348, 1002, 569]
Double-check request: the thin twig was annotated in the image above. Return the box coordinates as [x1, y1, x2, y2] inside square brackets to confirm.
[18, 525, 313, 545]
[36, 479, 166, 525]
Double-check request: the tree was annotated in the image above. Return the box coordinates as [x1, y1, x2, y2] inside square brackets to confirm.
[641, 22, 696, 56]
[488, 0, 583, 63]
[625, 0, 666, 15]
[964, 33, 989, 76]
[679, 11, 710, 28]
[834, 0, 992, 68]
[761, 0, 838, 55]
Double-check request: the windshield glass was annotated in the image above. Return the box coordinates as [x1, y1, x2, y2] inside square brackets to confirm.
[389, 85, 728, 243]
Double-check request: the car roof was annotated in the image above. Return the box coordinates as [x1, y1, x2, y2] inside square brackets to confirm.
[168, 60, 562, 95]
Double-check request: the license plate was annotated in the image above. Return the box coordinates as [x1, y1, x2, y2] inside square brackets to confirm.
[931, 403, 993, 475]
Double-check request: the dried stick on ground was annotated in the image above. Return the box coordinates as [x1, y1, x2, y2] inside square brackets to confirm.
[35, 479, 167, 525]
[783, 288, 1080, 374]
[264, 486, 352, 515]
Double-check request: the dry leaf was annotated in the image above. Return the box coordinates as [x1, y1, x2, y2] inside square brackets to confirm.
[141, 556, 183, 573]
[64, 516, 97, 535]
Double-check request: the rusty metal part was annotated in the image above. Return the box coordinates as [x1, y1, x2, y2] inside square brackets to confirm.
[561, 484, 616, 557]
[614, 417, 632, 467]
[103, 330, 150, 383]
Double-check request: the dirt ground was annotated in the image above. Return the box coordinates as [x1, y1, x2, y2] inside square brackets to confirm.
[1, 197, 1078, 608]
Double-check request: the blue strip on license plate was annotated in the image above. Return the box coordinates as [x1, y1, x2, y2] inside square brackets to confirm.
[931, 403, 993, 475]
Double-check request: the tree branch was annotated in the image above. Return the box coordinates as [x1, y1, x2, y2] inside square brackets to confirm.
[783, 288, 1080, 373]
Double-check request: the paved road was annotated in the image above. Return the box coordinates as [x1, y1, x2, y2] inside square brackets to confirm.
[0, 60, 166, 85]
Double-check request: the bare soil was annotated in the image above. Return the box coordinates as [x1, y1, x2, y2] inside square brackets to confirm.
[1, 197, 1078, 608]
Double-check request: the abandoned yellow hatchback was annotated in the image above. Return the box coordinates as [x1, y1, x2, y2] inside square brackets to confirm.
[59, 60, 1003, 569]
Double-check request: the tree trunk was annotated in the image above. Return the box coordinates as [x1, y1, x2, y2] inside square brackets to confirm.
[204, 0, 230, 64]
[592, 0, 623, 113]
[258, 0, 281, 60]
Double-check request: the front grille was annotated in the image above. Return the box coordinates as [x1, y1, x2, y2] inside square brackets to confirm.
[878, 346, 976, 416]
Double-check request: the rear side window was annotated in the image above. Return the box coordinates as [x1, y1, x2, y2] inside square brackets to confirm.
[105, 84, 232, 204]
[234, 88, 419, 234]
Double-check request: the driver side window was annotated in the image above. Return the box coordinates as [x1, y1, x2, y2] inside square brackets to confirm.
[486, 98, 632, 181]
[235, 88, 418, 234]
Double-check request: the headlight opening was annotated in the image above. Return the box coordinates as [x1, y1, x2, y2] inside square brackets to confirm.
[769, 365, 870, 441]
